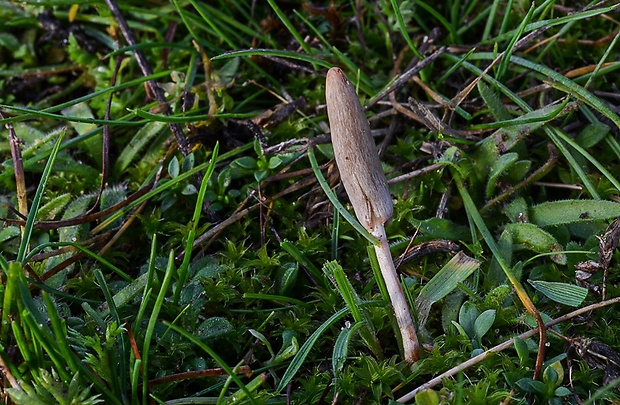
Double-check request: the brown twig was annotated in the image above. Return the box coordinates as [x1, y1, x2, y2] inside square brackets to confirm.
[5, 114, 27, 238]
[0, 351, 21, 391]
[86, 54, 123, 216]
[181, 174, 318, 261]
[103, 0, 189, 155]
[148, 366, 253, 387]
[366, 47, 446, 109]
[1, 183, 152, 230]
[481, 144, 558, 214]
[387, 163, 446, 185]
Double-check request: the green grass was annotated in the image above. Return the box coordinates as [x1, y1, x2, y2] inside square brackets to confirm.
[1, 0, 620, 403]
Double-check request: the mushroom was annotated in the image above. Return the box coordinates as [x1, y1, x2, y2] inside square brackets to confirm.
[326, 67, 420, 362]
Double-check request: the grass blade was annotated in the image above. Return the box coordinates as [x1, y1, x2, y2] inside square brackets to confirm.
[332, 321, 364, 383]
[415, 252, 480, 327]
[530, 200, 620, 227]
[142, 250, 175, 404]
[25, 241, 132, 282]
[308, 148, 378, 245]
[323, 260, 383, 358]
[212, 48, 331, 69]
[496, 3, 534, 81]
[276, 306, 352, 393]
[17, 130, 64, 263]
[527, 280, 587, 307]
[453, 171, 546, 379]
[94, 269, 128, 397]
[174, 143, 219, 303]
[280, 240, 325, 288]
[267, 0, 312, 56]
[390, 0, 422, 58]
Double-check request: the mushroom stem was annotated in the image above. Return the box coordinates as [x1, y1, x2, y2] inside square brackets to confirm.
[372, 226, 420, 362]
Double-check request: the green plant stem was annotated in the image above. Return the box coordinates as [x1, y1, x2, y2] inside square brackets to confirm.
[453, 171, 546, 380]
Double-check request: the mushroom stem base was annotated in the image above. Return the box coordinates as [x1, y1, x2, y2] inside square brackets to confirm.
[373, 226, 420, 363]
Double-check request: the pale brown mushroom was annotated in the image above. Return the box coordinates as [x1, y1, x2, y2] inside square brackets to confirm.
[326, 67, 420, 362]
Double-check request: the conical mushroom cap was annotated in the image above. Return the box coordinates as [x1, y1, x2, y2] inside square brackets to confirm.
[326, 67, 393, 235]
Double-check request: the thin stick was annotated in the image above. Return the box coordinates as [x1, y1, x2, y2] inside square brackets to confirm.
[366, 47, 446, 109]
[388, 163, 446, 185]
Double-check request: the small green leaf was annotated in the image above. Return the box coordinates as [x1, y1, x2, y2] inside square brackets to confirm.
[473, 309, 496, 340]
[274, 263, 298, 296]
[0, 33, 20, 50]
[0, 226, 20, 244]
[513, 337, 530, 366]
[451, 321, 469, 338]
[38, 193, 72, 220]
[545, 361, 564, 388]
[414, 389, 440, 405]
[254, 171, 267, 182]
[486, 152, 518, 198]
[528, 280, 587, 307]
[504, 197, 529, 223]
[478, 81, 511, 121]
[115, 121, 166, 174]
[441, 292, 463, 334]
[408, 218, 470, 242]
[458, 302, 480, 339]
[182, 153, 195, 172]
[515, 377, 547, 394]
[197, 317, 233, 340]
[273, 335, 298, 363]
[268, 156, 282, 169]
[332, 322, 363, 377]
[576, 123, 610, 149]
[543, 364, 558, 386]
[503, 223, 566, 264]
[484, 285, 512, 309]
[505, 160, 531, 182]
[219, 57, 240, 83]
[218, 169, 232, 190]
[530, 200, 620, 227]
[168, 156, 180, 178]
[233, 156, 257, 170]
[554, 387, 572, 397]
[181, 184, 198, 195]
